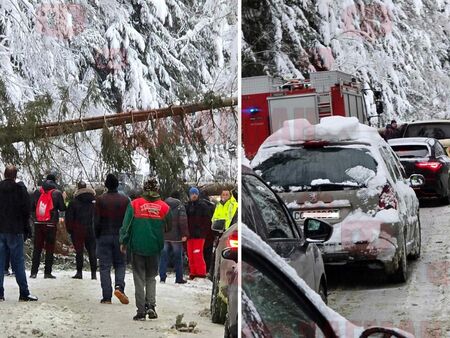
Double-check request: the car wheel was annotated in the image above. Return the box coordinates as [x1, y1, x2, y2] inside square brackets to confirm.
[224, 314, 237, 338]
[390, 232, 408, 283]
[439, 186, 450, 205]
[211, 270, 227, 324]
[318, 280, 327, 304]
[409, 217, 421, 260]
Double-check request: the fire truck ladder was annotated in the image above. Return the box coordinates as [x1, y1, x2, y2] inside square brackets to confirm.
[317, 92, 332, 118]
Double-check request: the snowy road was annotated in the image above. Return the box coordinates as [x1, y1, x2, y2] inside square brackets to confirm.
[327, 203, 450, 337]
[0, 271, 224, 338]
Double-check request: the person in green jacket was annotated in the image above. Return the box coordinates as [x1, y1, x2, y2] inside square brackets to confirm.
[119, 177, 171, 321]
[211, 190, 238, 230]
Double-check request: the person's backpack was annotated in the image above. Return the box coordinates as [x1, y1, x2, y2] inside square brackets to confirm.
[35, 188, 55, 222]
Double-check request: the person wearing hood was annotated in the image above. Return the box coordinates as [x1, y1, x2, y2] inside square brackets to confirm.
[30, 173, 66, 279]
[185, 187, 213, 279]
[159, 191, 189, 284]
[0, 165, 38, 302]
[95, 174, 130, 305]
[211, 190, 238, 231]
[119, 177, 171, 321]
[65, 181, 97, 280]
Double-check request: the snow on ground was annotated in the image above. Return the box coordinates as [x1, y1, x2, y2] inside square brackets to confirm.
[327, 202, 450, 336]
[0, 271, 223, 338]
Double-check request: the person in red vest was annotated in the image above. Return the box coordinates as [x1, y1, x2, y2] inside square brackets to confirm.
[185, 187, 212, 279]
[30, 173, 66, 279]
[119, 177, 171, 321]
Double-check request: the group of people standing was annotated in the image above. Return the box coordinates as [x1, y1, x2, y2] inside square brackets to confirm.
[0, 165, 238, 321]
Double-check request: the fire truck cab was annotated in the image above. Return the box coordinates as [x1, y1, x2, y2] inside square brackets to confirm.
[242, 71, 368, 159]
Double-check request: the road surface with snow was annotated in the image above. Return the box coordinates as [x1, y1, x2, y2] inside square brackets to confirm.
[0, 271, 224, 338]
[327, 202, 450, 337]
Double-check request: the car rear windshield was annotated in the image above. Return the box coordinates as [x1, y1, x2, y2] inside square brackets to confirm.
[256, 147, 378, 192]
[391, 145, 430, 158]
[404, 123, 450, 139]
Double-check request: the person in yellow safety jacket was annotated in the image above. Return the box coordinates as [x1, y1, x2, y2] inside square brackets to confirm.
[211, 190, 238, 230]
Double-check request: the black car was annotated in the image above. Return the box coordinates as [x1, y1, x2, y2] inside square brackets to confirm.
[242, 165, 332, 302]
[389, 137, 450, 203]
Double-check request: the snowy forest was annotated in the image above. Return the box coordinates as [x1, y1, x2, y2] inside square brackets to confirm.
[0, 0, 238, 194]
[242, 0, 450, 124]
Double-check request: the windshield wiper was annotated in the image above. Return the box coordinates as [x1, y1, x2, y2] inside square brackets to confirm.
[310, 182, 362, 191]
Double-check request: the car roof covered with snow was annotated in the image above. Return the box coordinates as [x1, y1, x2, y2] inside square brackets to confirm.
[252, 116, 386, 167]
[241, 224, 415, 338]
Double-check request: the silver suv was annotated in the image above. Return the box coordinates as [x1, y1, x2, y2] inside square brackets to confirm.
[253, 117, 424, 282]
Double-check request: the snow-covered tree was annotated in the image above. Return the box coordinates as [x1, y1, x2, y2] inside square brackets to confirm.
[243, 0, 450, 123]
[0, 0, 237, 190]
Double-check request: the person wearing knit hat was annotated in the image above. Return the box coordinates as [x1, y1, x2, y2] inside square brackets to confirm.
[104, 174, 119, 190]
[189, 187, 199, 196]
[185, 186, 213, 279]
[65, 181, 97, 280]
[95, 173, 129, 305]
[119, 176, 171, 321]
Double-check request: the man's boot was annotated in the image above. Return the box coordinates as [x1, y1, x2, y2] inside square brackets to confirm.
[72, 252, 83, 279]
[44, 252, 56, 279]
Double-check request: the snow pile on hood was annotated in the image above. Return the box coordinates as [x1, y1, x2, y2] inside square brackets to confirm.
[242, 224, 364, 337]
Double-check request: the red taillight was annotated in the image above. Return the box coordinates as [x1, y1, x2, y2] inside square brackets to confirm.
[227, 231, 238, 249]
[415, 161, 442, 172]
[379, 184, 398, 210]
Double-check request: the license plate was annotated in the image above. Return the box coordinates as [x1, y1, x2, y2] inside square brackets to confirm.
[292, 209, 340, 221]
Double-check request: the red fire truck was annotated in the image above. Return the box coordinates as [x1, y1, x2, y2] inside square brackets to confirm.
[242, 71, 369, 159]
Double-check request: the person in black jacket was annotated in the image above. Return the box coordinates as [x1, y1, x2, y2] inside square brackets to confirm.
[159, 191, 189, 284]
[0, 165, 37, 302]
[185, 187, 213, 279]
[66, 182, 97, 280]
[95, 174, 130, 304]
[30, 174, 66, 279]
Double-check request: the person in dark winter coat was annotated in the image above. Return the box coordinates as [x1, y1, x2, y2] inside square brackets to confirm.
[66, 181, 97, 280]
[30, 174, 66, 279]
[0, 165, 38, 302]
[384, 120, 402, 140]
[159, 191, 189, 284]
[95, 174, 130, 305]
[185, 187, 213, 279]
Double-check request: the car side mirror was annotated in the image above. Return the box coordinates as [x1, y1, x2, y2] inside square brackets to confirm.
[360, 327, 412, 338]
[304, 218, 333, 243]
[212, 219, 226, 233]
[221, 247, 238, 262]
[409, 174, 425, 188]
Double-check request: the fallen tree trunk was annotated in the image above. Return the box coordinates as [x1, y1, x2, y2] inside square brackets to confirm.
[0, 97, 237, 145]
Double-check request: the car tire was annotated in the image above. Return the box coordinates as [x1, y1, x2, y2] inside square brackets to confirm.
[211, 270, 227, 324]
[224, 314, 237, 338]
[390, 232, 408, 283]
[409, 217, 421, 260]
[318, 279, 327, 305]
[440, 194, 450, 206]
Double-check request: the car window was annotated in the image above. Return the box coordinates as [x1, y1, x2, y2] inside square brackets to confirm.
[242, 260, 326, 338]
[391, 145, 429, 158]
[380, 147, 403, 181]
[435, 142, 445, 157]
[244, 174, 295, 239]
[255, 146, 378, 192]
[404, 123, 450, 139]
